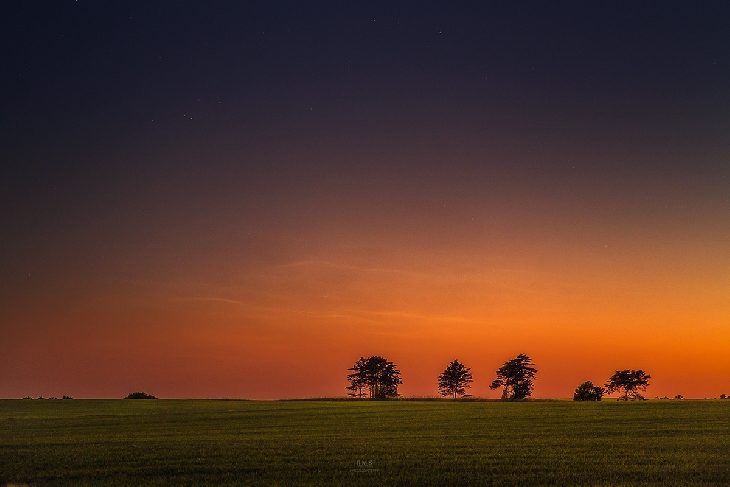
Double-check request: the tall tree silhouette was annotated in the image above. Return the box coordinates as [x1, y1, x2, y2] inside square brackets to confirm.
[346, 357, 369, 398]
[605, 370, 651, 400]
[489, 354, 537, 400]
[347, 356, 402, 399]
[438, 360, 473, 399]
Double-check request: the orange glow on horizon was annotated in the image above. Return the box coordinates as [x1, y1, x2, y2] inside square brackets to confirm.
[4, 229, 728, 399]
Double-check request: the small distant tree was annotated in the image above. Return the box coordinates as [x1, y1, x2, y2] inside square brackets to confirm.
[125, 392, 156, 399]
[438, 360, 473, 399]
[489, 354, 537, 400]
[573, 381, 604, 401]
[721, 394, 727, 400]
[674, 394, 684, 400]
[347, 356, 402, 399]
[605, 370, 650, 401]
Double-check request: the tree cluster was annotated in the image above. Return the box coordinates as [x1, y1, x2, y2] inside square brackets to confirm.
[574, 370, 651, 401]
[347, 356, 403, 399]
[347, 355, 662, 402]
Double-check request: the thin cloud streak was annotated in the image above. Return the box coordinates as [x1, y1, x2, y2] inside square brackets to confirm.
[173, 296, 481, 326]
[274, 259, 431, 277]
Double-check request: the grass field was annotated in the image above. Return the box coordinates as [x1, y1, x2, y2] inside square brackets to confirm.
[1, 399, 729, 485]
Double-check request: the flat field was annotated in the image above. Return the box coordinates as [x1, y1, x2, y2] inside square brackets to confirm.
[1, 399, 729, 485]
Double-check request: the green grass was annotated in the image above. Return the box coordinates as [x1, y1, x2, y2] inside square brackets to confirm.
[1, 399, 729, 485]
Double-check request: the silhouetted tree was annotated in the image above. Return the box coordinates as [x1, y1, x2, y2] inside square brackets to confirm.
[489, 354, 537, 400]
[438, 360, 473, 399]
[721, 394, 727, 400]
[605, 370, 650, 401]
[346, 357, 369, 398]
[347, 356, 402, 399]
[573, 381, 604, 401]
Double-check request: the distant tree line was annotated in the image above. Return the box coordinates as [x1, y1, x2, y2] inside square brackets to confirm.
[346, 354, 666, 401]
[21, 392, 160, 400]
[347, 354, 539, 400]
[21, 395, 74, 400]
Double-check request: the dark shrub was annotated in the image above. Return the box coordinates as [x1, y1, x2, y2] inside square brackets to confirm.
[125, 392, 156, 399]
[573, 381, 604, 401]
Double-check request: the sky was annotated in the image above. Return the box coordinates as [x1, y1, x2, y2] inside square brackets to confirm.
[2, 1, 729, 399]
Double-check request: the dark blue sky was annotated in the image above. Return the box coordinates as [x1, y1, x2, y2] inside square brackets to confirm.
[4, 1, 729, 265]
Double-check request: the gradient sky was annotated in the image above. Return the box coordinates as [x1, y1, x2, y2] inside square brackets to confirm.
[2, 2, 729, 399]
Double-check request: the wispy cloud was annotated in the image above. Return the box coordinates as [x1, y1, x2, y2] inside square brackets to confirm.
[175, 296, 246, 305]
[362, 309, 482, 324]
[274, 259, 429, 277]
